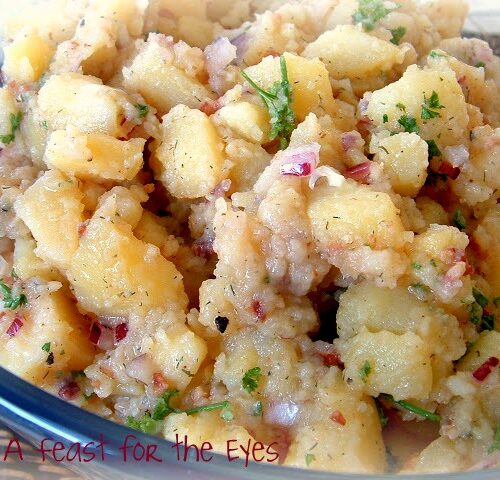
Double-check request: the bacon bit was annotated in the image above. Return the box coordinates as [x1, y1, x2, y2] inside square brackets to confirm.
[77, 220, 90, 237]
[472, 357, 499, 381]
[114, 323, 128, 343]
[58, 381, 80, 400]
[6, 315, 23, 337]
[89, 322, 101, 345]
[192, 236, 215, 259]
[153, 372, 168, 395]
[251, 299, 266, 321]
[440, 248, 465, 265]
[321, 352, 344, 368]
[344, 162, 372, 184]
[341, 131, 363, 152]
[330, 410, 346, 426]
[200, 99, 221, 116]
[463, 262, 475, 276]
[437, 161, 461, 180]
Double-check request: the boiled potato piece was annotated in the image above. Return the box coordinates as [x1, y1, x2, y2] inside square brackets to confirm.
[69, 187, 188, 316]
[374, 133, 428, 197]
[13, 238, 62, 282]
[2, 30, 53, 83]
[150, 322, 207, 391]
[337, 329, 433, 400]
[243, 52, 337, 121]
[285, 369, 386, 473]
[153, 105, 227, 199]
[0, 87, 19, 140]
[214, 101, 270, 144]
[0, 290, 95, 385]
[14, 170, 84, 272]
[307, 182, 406, 251]
[457, 331, 500, 373]
[123, 34, 213, 115]
[38, 73, 136, 137]
[366, 65, 468, 147]
[45, 127, 145, 182]
[302, 25, 405, 81]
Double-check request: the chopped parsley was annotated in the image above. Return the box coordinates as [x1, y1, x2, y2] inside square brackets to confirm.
[242, 367, 262, 393]
[0, 280, 27, 310]
[375, 398, 388, 427]
[494, 297, 500, 308]
[396, 102, 406, 112]
[429, 50, 446, 59]
[383, 113, 389, 123]
[41, 342, 51, 353]
[380, 394, 441, 422]
[390, 26, 406, 45]
[359, 360, 372, 383]
[469, 288, 496, 332]
[220, 404, 234, 422]
[398, 114, 419, 134]
[305, 453, 316, 467]
[426, 139, 442, 159]
[127, 389, 230, 434]
[452, 209, 467, 231]
[39, 120, 48, 130]
[135, 104, 149, 118]
[473, 288, 489, 308]
[476, 61, 486, 69]
[352, 0, 398, 31]
[1, 112, 22, 145]
[421, 91, 444, 120]
[489, 425, 500, 453]
[241, 56, 295, 149]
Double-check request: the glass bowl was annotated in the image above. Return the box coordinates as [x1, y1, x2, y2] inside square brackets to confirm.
[0, 1, 499, 479]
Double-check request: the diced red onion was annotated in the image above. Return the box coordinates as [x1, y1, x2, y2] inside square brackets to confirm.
[115, 323, 128, 343]
[97, 316, 127, 328]
[264, 401, 301, 427]
[229, 31, 248, 61]
[58, 381, 80, 400]
[279, 143, 321, 177]
[344, 161, 372, 184]
[437, 161, 461, 180]
[341, 131, 363, 152]
[472, 357, 499, 381]
[192, 230, 215, 259]
[359, 93, 371, 116]
[472, 42, 494, 65]
[330, 410, 346, 426]
[320, 352, 344, 368]
[200, 99, 221, 116]
[444, 145, 469, 168]
[89, 322, 115, 350]
[251, 298, 266, 321]
[204, 37, 237, 95]
[126, 354, 154, 384]
[6, 315, 23, 337]
[309, 166, 345, 189]
[468, 453, 500, 471]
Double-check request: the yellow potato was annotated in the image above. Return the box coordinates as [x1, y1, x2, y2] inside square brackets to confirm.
[0, 290, 95, 385]
[2, 30, 53, 83]
[45, 127, 145, 182]
[0, 87, 19, 141]
[243, 52, 337, 121]
[457, 331, 500, 373]
[153, 105, 227, 199]
[14, 170, 85, 272]
[13, 238, 62, 282]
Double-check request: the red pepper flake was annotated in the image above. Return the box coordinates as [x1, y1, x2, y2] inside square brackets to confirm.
[114, 323, 128, 343]
[89, 322, 102, 345]
[6, 315, 23, 337]
[251, 299, 266, 321]
[330, 410, 346, 426]
[472, 357, 499, 381]
[58, 381, 80, 400]
[321, 352, 344, 368]
[437, 161, 461, 180]
[344, 162, 372, 184]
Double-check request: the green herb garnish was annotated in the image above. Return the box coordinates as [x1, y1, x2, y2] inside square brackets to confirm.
[305, 453, 316, 467]
[42, 342, 51, 353]
[398, 114, 419, 134]
[421, 91, 444, 120]
[375, 398, 388, 427]
[412, 262, 422, 271]
[352, 0, 398, 31]
[390, 26, 406, 45]
[452, 209, 467, 231]
[476, 61, 486, 69]
[429, 50, 447, 59]
[380, 394, 441, 422]
[135, 104, 149, 118]
[426, 139, 442, 159]
[0, 280, 27, 310]
[473, 288, 489, 308]
[383, 113, 389, 123]
[489, 425, 500, 453]
[359, 360, 372, 383]
[1, 112, 23, 145]
[242, 367, 262, 393]
[241, 56, 295, 149]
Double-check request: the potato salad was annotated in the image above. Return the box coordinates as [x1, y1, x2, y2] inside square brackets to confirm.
[0, 0, 499, 474]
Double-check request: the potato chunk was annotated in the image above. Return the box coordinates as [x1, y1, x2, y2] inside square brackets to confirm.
[13, 238, 62, 282]
[14, 170, 84, 272]
[153, 105, 227, 199]
[243, 52, 337, 121]
[0, 87, 19, 140]
[307, 182, 406, 251]
[337, 329, 433, 400]
[45, 127, 145, 182]
[366, 65, 468, 147]
[123, 34, 213, 115]
[69, 187, 188, 316]
[374, 133, 429, 197]
[303, 25, 405, 81]
[457, 331, 500, 373]
[2, 30, 53, 83]
[0, 290, 95, 385]
[38, 73, 136, 137]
